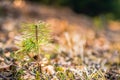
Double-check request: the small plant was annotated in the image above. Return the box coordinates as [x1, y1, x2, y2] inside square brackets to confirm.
[15, 21, 51, 61]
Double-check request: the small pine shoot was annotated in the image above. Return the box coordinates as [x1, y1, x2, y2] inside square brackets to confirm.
[15, 21, 51, 60]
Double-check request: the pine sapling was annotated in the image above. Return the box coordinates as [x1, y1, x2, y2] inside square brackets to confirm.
[15, 21, 51, 61]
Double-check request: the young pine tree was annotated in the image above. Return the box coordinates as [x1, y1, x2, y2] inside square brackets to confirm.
[16, 21, 51, 60]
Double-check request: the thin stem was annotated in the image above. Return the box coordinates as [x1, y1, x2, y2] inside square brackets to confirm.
[35, 25, 42, 74]
[35, 25, 39, 57]
[35, 25, 38, 42]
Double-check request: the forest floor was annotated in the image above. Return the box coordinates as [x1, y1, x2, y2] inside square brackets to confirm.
[0, 1, 120, 80]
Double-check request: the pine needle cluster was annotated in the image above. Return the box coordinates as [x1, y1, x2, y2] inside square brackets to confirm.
[16, 21, 51, 59]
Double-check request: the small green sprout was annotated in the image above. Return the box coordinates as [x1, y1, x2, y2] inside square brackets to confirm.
[15, 21, 51, 60]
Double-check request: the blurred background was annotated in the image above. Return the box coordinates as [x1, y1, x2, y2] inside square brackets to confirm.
[29, 0, 120, 19]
